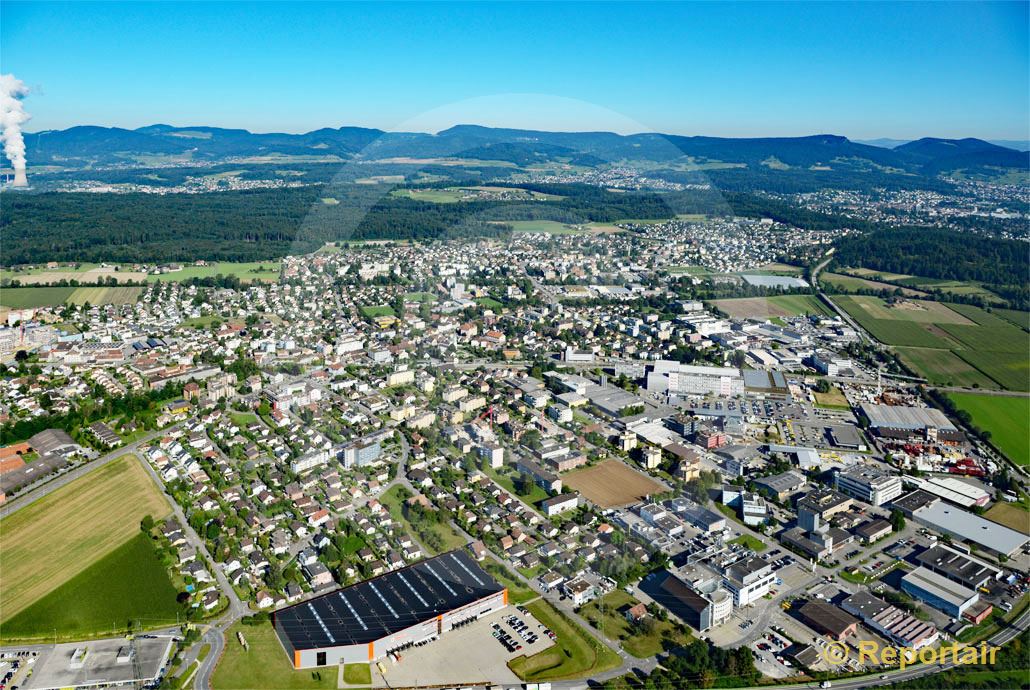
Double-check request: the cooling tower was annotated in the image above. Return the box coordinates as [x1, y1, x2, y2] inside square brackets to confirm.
[12, 169, 27, 187]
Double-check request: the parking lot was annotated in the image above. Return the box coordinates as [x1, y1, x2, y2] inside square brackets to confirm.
[371, 606, 555, 688]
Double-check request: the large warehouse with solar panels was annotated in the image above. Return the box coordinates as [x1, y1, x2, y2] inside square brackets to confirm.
[272, 549, 507, 669]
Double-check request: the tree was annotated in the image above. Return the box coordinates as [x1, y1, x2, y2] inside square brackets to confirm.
[890, 508, 906, 532]
[140, 514, 156, 533]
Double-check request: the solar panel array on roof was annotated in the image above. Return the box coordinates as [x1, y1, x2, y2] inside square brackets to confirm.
[273, 549, 503, 650]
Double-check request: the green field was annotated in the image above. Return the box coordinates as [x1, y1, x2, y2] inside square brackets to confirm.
[729, 534, 767, 552]
[0, 455, 171, 621]
[404, 291, 437, 303]
[508, 220, 587, 235]
[895, 347, 996, 388]
[379, 485, 467, 554]
[713, 294, 832, 319]
[482, 560, 537, 605]
[342, 664, 371, 685]
[483, 464, 551, 509]
[836, 297, 1029, 389]
[579, 591, 692, 658]
[146, 261, 281, 283]
[212, 621, 336, 690]
[947, 393, 1030, 466]
[1, 533, 180, 641]
[476, 297, 505, 310]
[359, 304, 396, 318]
[508, 599, 621, 681]
[0, 286, 76, 309]
[953, 349, 1029, 391]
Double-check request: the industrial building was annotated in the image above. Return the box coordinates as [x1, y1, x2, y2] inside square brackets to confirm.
[901, 566, 981, 619]
[273, 549, 506, 669]
[860, 403, 963, 442]
[841, 591, 939, 650]
[644, 361, 744, 398]
[914, 544, 1002, 591]
[722, 557, 775, 607]
[796, 600, 859, 641]
[834, 466, 903, 506]
[911, 501, 1029, 558]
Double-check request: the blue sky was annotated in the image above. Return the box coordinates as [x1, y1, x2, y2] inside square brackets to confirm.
[2, 1, 1027, 139]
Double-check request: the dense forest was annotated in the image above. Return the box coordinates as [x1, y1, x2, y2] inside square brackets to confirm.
[833, 227, 1029, 289]
[0, 183, 678, 263]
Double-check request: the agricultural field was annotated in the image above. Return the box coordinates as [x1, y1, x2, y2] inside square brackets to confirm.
[507, 599, 621, 681]
[822, 272, 926, 297]
[212, 621, 336, 690]
[895, 348, 996, 388]
[563, 459, 665, 509]
[835, 295, 973, 324]
[1, 532, 180, 642]
[145, 261, 281, 283]
[579, 590, 692, 658]
[0, 286, 77, 309]
[711, 294, 831, 319]
[947, 393, 1030, 466]
[0, 264, 147, 285]
[66, 285, 144, 305]
[837, 297, 1029, 390]
[0, 454, 171, 621]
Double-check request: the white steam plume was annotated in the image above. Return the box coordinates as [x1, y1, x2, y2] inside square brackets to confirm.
[0, 74, 31, 186]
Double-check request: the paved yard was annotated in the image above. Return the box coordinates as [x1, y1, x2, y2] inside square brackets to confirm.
[371, 607, 554, 687]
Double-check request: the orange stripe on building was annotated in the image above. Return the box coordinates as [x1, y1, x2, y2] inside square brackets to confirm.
[294, 650, 301, 669]
[503, 588, 509, 605]
[368, 642, 374, 661]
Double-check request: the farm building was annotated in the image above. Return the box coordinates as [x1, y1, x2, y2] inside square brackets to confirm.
[272, 549, 506, 669]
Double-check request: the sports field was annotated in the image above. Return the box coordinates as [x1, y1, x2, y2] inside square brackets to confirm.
[563, 459, 665, 508]
[0, 455, 171, 620]
[1, 532, 180, 641]
[946, 393, 1029, 466]
[712, 294, 831, 319]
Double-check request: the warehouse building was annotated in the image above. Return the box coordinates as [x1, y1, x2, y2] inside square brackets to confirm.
[273, 549, 506, 669]
[901, 566, 981, 619]
[911, 501, 1029, 558]
[860, 404, 963, 443]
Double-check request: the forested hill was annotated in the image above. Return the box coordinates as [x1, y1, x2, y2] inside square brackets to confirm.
[833, 227, 1029, 290]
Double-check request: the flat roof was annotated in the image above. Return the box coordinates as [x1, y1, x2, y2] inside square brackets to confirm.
[902, 566, 978, 608]
[860, 404, 956, 432]
[913, 501, 1029, 556]
[273, 549, 503, 650]
[797, 600, 859, 637]
[915, 544, 1002, 588]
